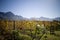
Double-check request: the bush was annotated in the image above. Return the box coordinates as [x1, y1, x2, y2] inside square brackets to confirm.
[12, 30, 32, 40]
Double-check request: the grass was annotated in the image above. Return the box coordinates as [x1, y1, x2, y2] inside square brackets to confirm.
[41, 31, 60, 40]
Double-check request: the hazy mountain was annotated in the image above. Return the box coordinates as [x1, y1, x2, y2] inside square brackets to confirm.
[53, 17, 60, 21]
[0, 12, 24, 20]
[29, 17, 60, 21]
[0, 12, 60, 21]
[29, 17, 39, 21]
[39, 17, 53, 21]
[29, 17, 53, 21]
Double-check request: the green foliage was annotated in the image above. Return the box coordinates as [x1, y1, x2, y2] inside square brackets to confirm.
[0, 20, 60, 40]
[12, 30, 32, 40]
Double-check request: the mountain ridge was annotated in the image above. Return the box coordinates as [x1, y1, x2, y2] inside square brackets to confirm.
[0, 12, 24, 20]
[0, 12, 60, 21]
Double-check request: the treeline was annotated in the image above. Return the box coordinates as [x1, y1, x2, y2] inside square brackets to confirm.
[0, 20, 60, 31]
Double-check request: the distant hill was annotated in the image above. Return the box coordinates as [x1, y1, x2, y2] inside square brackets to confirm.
[53, 17, 60, 21]
[0, 12, 24, 20]
[29, 17, 53, 21]
[39, 17, 53, 21]
[0, 12, 60, 21]
[30, 17, 60, 21]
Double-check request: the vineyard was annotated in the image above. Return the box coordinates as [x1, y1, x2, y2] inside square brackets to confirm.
[0, 20, 60, 40]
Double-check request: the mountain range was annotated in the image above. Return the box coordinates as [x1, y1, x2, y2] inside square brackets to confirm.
[0, 12, 60, 21]
[0, 12, 24, 20]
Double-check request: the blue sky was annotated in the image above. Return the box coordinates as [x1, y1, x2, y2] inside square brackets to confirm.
[0, 0, 60, 18]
